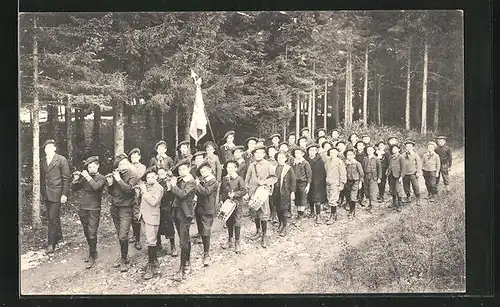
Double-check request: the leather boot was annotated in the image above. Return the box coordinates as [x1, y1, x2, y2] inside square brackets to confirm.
[235, 240, 242, 253]
[249, 229, 262, 241]
[315, 214, 322, 224]
[173, 267, 185, 281]
[326, 213, 335, 225]
[119, 240, 130, 272]
[388, 196, 396, 208]
[203, 252, 212, 267]
[221, 237, 234, 249]
[366, 200, 373, 211]
[396, 197, 402, 212]
[279, 225, 287, 237]
[261, 235, 269, 248]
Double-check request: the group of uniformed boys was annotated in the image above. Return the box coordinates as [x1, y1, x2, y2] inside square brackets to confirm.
[39, 126, 452, 282]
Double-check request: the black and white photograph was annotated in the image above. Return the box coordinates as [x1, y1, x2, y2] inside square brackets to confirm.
[18, 10, 465, 295]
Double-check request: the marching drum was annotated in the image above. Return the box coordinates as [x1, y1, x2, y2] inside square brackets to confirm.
[217, 199, 237, 223]
[248, 185, 270, 211]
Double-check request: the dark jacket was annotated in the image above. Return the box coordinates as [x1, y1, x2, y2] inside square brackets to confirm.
[71, 172, 106, 210]
[236, 158, 248, 179]
[108, 168, 140, 207]
[387, 153, 405, 178]
[174, 153, 193, 165]
[149, 154, 175, 172]
[194, 176, 219, 216]
[273, 164, 296, 210]
[171, 175, 196, 218]
[434, 145, 452, 167]
[219, 143, 235, 165]
[293, 159, 312, 184]
[157, 178, 174, 212]
[345, 160, 364, 181]
[41, 153, 71, 202]
[376, 149, 391, 171]
[242, 151, 255, 165]
[307, 155, 327, 203]
[363, 156, 382, 181]
[355, 152, 367, 164]
[206, 154, 223, 182]
[221, 174, 247, 209]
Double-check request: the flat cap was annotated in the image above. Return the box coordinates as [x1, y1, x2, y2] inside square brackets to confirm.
[268, 133, 281, 140]
[196, 161, 212, 177]
[141, 166, 158, 180]
[316, 127, 326, 134]
[172, 159, 191, 175]
[176, 140, 190, 150]
[327, 147, 339, 156]
[322, 141, 333, 149]
[251, 144, 267, 154]
[154, 140, 167, 150]
[114, 153, 129, 168]
[436, 136, 447, 140]
[292, 145, 306, 155]
[222, 130, 235, 141]
[42, 139, 56, 148]
[300, 127, 310, 133]
[307, 143, 320, 151]
[354, 140, 365, 148]
[245, 136, 258, 144]
[192, 151, 207, 159]
[231, 145, 245, 152]
[427, 141, 437, 147]
[128, 147, 141, 157]
[404, 140, 415, 146]
[83, 156, 99, 167]
[203, 141, 216, 150]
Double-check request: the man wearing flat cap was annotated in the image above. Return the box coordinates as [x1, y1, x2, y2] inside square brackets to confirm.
[306, 143, 327, 223]
[149, 140, 174, 174]
[71, 156, 106, 269]
[40, 139, 71, 255]
[219, 130, 236, 165]
[107, 153, 140, 272]
[434, 136, 452, 192]
[174, 140, 192, 165]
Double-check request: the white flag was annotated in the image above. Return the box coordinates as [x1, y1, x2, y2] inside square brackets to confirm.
[189, 71, 208, 145]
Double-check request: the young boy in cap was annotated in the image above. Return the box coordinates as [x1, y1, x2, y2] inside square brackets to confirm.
[362, 145, 382, 211]
[221, 160, 247, 253]
[191, 151, 207, 179]
[204, 141, 222, 183]
[402, 140, 422, 205]
[325, 147, 347, 225]
[107, 153, 140, 272]
[266, 146, 279, 225]
[231, 145, 247, 179]
[387, 136, 399, 148]
[135, 167, 164, 280]
[149, 140, 175, 172]
[316, 136, 328, 152]
[300, 127, 311, 140]
[273, 151, 296, 236]
[174, 141, 192, 165]
[70, 156, 106, 268]
[242, 137, 258, 164]
[169, 159, 196, 281]
[245, 145, 277, 248]
[362, 134, 371, 146]
[375, 141, 391, 202]
[288, 133, 297, 146]
[269, 133, 281, 149]
[336, 141, 348, 207]
[219, 130, 236, 165]
[421, 141, 441, 202]
[434, 136, 452, 192]
[316, 128, 326, 138]
[344, 148, 364, 218]
[354, 141, 367, 206]
[194, 161, 219, 266]
[320, 140, 333, 162]
[40, 139, 71, 255]
[256, 138, 265, 147]
[329, 129, 340, 143]
[297, 136, 309, 150]
[306, 144, 327, 223]
[347, 133, 359, 150]
[292, 146, 312, 219]
[386, 144, 406, 212]
[128, 147, 146, 249]
[155, 167, 178, 257]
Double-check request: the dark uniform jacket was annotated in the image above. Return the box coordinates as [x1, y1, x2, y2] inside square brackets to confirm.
[174, 153, 193, 165]
[376, 149, 391, 171]
[362, 156, 382, 181]
[219, 143, 235, 165]
[171, 174, 196, 218]
[387, 153, 405, 178]
[108, 168, 140, 207]
[236, 158, 248, 179]
[307, 155, 327, 203]
[157, 178, 174, 212]
[434, 145, 452, 167]
[273, 164, 297, 209]
[206, 154, 223, 182]
[293, 158, 312, 184]
[41, 153, 71, 202]
[242, 151, 255, 165]
[71, 173, 106, 210]
[194, 175, 219, 216]
[149, 154, 175, 172]
[345, 160, 364, 181]
[221, 174, 247, 208]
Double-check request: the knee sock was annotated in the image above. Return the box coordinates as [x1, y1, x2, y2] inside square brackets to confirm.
[228, 224, 234, 239]
[331, 206, 337, 215]
[147, 246, 154, 264]
[169, 238, 175, 248]
[282, 214, 287, 228]
[315, 204, 321, 215]
[234, 226, 241, 241]
[119, 240, 128, 260]
[277, 212, 283, 227]
[310, 203, 315, 214]
[133, 222, 141, 241]
[254, 218, 261, 232]
[201, 236, 210, 254]
[261, 221, 267, 236]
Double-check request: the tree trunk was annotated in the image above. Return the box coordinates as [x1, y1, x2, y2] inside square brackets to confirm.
[47, 105, 58, 138]
[91, 105, 101, 153]
[74, 108, 85, 151]
[160, 110, 165, 140]
[311, 83, 316, 138]
[363, 45, 369, 126]
[150, 109, 156, 140]
[31, 15, 42, 227]
[345, 40, 353, 127]
[333, 81, 339, 128]
[434, 88, 440, 132]
[307, 91, 312, 132]
[377, 74, 381, 126]
[421, 42, 429, 135]
[174, 105, 179, 146]
[295, 92, 300, 140]
[65, 98, 73, 167]
[405, 38, 412, 131]
[114, 100, 125, 156]
[323, 79, 328, 131]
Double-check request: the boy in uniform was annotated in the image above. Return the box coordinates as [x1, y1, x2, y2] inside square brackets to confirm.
[204, 141, 222, 184]
[287, 133, 297, 146]
[256, 138, 266, 147]
[292, 146, 312, 220]
[242, 137, 258, 164]
[375, 141, 390, 202]
[386, 144, 406, 212]
[129, 148, 146, 178]
[267, 146, 279, 225]
[421, 141, 441, 201]
[174, 141, 192, 165]
[434, 136, 452, 192]
[297, 136, 309, 150]
[402, 140, 422, 205]
[219, 130, 236, 165]
[306, 144, 327, 224]
[149, 140, 175, 172]
[269, 133, 281, 150]
[107, 154, 140, 272]
[156, 167, 178, 257]
[354, 141, 367, 207]
[245, 145, 277, 248]
[344, 149, 364, 218]
[325, 147, 347, 225]
[220, 160, 247, 253]
[329, 129, 340, 143]
[362, 145, 382, 211]
[170, 159, 196, 281]
[300, 127, 311, 140]
[362, 134, 371, 146]
[273, 151, 296, 236]
[128, 147, 146, 249]
[191, 151, 207, 179]
[70, 156, 106, 268]
[316, 128, 326, 138]
[135, 168, 164, 280]
[347, 133, 359, 150]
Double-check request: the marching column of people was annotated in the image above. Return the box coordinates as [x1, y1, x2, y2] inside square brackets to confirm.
[39, 129, 453, 281]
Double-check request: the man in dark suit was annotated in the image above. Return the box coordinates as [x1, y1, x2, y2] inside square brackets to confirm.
[41, 139, 71, 255]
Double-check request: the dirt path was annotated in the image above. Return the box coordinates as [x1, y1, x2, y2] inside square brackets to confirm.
[21, 151, 464, 295]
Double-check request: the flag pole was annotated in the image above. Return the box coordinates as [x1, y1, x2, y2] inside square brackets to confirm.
[206, 114, 218, 148]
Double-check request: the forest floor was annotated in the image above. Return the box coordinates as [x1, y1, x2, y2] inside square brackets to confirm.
[20, 149, 464, 295]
